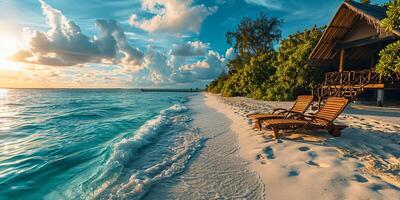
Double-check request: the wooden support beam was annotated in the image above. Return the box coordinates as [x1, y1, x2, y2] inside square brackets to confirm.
[330, 26, 351, 30]
[335, 36, 397, 50]
[377, 89, 384, 107]
[339, 49, 345, 72]
[370, 56, 376, 69]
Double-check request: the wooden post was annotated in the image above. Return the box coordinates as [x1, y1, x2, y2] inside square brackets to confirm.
[370, 56, 376, 69]
[339, 49, 345, 72]
[377, 89, 384, 107]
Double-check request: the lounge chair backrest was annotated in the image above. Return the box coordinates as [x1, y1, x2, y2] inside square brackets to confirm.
[290, 95, 314, 114]
[314, 97, 349, 124]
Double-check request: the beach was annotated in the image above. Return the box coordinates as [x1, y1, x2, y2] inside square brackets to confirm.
[203, 93, 400, 200]
[0, 89, 399, 199]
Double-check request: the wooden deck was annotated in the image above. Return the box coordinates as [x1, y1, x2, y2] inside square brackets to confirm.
[313, 69, 400, 100]
[323, 84, 384, 89]
[324, 69, 400, 85]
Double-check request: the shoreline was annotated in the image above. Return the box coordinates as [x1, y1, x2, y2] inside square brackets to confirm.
[203, 93, 400, 200]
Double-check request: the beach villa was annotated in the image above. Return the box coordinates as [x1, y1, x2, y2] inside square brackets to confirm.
[309, 0, 400, 106]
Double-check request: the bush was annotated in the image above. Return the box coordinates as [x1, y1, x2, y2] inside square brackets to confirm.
[221, 52, 276, 98]
[376, 40, 400, 76]
[267, 27, 323, 100]
[380, 0, 400, 33]
[376, 0, 400, 77]
[206, 73, 228, 93]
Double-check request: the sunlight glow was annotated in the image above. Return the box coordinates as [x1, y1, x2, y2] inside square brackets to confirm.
[0, 34, 19, 60]
[0, 33, 24, 71]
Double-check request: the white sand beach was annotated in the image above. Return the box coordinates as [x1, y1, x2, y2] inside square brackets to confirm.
[204, 93, 400, 200]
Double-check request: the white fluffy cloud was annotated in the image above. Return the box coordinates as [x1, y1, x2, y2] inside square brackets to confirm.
[131, 48, 227, 86]
[129, 0, 217, 34]
[172, 50, 226, 82]
[168, 40, 209, 68]
[10, 1, 227, 87]
[169, 41, 209, 57]
[12, 0, 144, 69]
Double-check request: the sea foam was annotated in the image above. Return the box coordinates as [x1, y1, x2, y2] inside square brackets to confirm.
[78, 103, 204, 199]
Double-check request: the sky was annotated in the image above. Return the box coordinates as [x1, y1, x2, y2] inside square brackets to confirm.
[0, 0, 387, 88]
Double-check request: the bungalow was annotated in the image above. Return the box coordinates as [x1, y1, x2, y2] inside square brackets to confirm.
[309, 0, 400, 106]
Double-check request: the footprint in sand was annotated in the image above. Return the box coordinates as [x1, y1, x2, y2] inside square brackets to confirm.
[306, 160, 320, 167]
[306, 160, 330, 168]
[370, 184, 385, 192]
[354, 174, 369, 183]
[308, 151, 318, 159]
[355, 162, 365, 168]
[298, 146, 310, 152]
[305, 151, 331, 167]
[263, 146, 275, 159]
[288, 169, 300, 177]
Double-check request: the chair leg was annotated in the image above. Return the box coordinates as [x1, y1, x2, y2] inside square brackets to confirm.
[328, 126, 341, 137]
[254, 119, 262, 131]
[271, 127, 280, 139]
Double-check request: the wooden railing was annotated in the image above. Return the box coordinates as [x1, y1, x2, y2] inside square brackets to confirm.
[324, 69, 400, 86]
[312, 69, 400, 106]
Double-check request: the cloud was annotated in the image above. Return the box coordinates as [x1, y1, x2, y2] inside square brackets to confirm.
[11, 0, 144, 69]
[7, 1, 227, 88]
[169, 41, 209, 57]
[167, 40, 209, 68]
[225, 47, 235, 60]
[244, 0, 283, 10]
[129, 0, 217, 34]
[129, 46, 228, 87]
[142, 46, 172, 84]
[170, 50, 227, 83]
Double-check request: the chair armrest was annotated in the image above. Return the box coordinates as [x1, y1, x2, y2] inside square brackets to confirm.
[272, 108, 289, 114]
[284, 111, 303, 119]
[246, 112, 260, 118]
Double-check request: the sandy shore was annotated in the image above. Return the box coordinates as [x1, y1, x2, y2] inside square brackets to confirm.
[204, 93, 400, 200]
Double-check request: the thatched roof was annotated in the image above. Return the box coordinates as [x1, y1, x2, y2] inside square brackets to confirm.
[309, 0, 400, 67]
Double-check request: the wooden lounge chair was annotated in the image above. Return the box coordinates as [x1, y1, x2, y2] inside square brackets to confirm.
[247, 95, 314, 130]
[263, 97, 349, 139]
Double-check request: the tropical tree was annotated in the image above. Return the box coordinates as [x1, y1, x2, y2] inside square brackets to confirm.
[376, 41, 400, 76]
[376, 0, 400, 76]
[266, 27, 324, 100]
[380, 0, 400, 32]
[221, 52, 276, 98]
[205, 72, 228, 93]
[225, 13, 281, 71]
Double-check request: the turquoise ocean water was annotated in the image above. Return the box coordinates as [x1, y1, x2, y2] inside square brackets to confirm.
[0, 89, 203, 199]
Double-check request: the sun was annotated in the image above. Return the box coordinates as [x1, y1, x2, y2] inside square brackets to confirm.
[0, 34, 20, 61]
[0, 33, 25, 71]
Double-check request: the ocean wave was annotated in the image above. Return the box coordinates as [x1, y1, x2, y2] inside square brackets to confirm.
[110, 132, 205, 200]
[69, 103, 202, 200]
[109, 104, 189, 166]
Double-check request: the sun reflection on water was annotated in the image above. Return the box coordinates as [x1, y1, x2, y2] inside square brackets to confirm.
[0, 89, 12, 132]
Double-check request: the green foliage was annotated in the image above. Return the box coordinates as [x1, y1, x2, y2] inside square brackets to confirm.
[376, 40, 400, 76]
[376, 0, 400, 77]
[221, 52, 276, 99]
[265, 27, 324, 100]
[207, 27, 323, 100]
[205, 72, 228, 93]
[226, 13, 281, 71]
[206, 14, 324, 101]
[380, 0, 400, 32]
